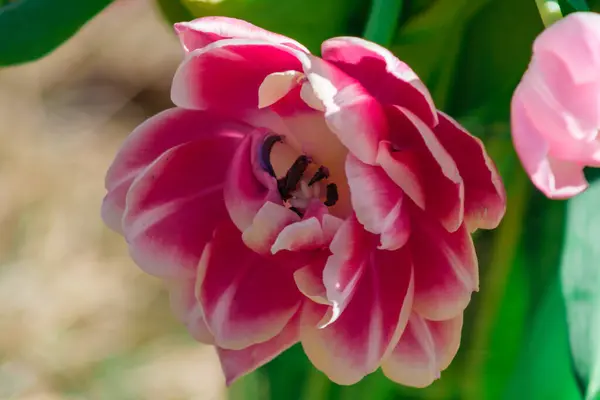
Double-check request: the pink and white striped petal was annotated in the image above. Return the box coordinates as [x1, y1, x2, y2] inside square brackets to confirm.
[121, 136, 241, 279]
[242, 201, 301, 254]
[197, 220, 302, 350]
[346, 153, 410, 250]
[434, 112, 506, 231]
[218, 308, 302, 386]
[174, 17, 310, 53]
[102, 108, 248, 233]
[172, 39, 302, 114]
[382, 313, 463, 387]
[410, 210, 478, 321]
[321, 37, 437, 127]
[301, 247, 414, 385]
[384, 106, 464, 233]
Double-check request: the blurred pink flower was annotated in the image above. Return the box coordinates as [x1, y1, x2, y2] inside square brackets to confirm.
[102, 17, 505, 387]
[511, 12, 600, 199]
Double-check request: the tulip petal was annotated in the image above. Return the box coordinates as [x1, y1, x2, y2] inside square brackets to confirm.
[224, 131, 282, 232]
[376, 142, 425, 209]
[321, 36, 437, 127]
[242, 201, 301, 254]
[174, 17, 310, 53]
[302, 247, 414, 385]
[172, 39, 302, 114]
[102, 108, 248, 233]
[218, 308, 302, 386]
[198, 220, 302, 350]
[410, 211, 478, 321]
[166, 279, 214, 344]
[385, 106, 464, 232]
[321, 216, 373, 325]
[346, 154, 410, 250]
[511, 93, 588, 199]
[121, 136, 241, 279]
[294, 256, 330, 305]
[293, 52, 388, 164]
[382, 313, 463, 388]
[434, 112, 506, 230]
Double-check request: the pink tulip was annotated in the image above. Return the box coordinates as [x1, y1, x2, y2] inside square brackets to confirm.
[102, 17, 506, 387]
[511, 12, 600, 199]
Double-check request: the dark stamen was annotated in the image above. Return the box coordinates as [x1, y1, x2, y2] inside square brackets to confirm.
[259, 135, 284, 177]
[277, 155, 310, 200]
[324, 183, 338, 207]
[307, 166, 330, 186]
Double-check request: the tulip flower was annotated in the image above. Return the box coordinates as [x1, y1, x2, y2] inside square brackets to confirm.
[511, 12, 600, 199]
[102, 17, 506, 387]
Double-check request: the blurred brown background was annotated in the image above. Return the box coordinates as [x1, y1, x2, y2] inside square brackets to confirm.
[0, 1, 226, 398]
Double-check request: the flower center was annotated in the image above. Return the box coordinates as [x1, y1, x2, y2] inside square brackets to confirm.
[260, 134, 340, 216]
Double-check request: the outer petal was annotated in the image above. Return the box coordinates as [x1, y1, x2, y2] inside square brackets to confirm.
[511, 90, 588, 199]
[166, 279, 214, 344]
[434, 112, 506, 230]
[293, 52, 388, 164]
[321, 37, 437, 127]
[171, 39, 302, 114]
[346, 153, 410, 250]
[383, 106, 464, 232]
[101, 108, 249, 233]
[121, 136, 241, 278]
[217, 308, 302, 386]
[410, 210, 478, 321]
[174, 17, 310, 53]
[321, 215, 374, 325]
[197, 220, 302, 350]
[382, 313, 463, 388]
[302, 246, 414, 385]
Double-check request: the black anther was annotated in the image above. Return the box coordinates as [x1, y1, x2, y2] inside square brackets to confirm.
[324, 183, 338, 207]
[277, 155, 310, 200]
[259, 135, 284, 177]
[289, 206, 304, 217]
[307, 166, 330, 186]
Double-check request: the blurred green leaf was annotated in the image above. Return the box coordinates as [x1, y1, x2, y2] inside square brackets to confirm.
[566, 0, 590, 10]
[561, 177, 600, 400]
[504, 279, 582, 400]
[0, 0, 114, 66]
[363, 0, 403, 46]
[180, 0, 369, 53]
[155, 0, 193, 25]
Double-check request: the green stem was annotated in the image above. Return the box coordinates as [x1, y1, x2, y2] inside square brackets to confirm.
[463, 170, 530, 400]
[363, 0, 404, 46]
[535, 0, 563, 27]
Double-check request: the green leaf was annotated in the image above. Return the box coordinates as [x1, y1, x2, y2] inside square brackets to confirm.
[155, 0, 193, 25]
[566, 0, 590, 10]
[180, 0, 370, 53]
[561, 178, 600, 400]
[0, 0, 114, 66]
[504, 279, 582, 400]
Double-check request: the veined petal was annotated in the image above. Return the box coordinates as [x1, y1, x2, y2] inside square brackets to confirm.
[218, 308, 302, 386]
[410, 210, 478, 321]
[385, 106, 464, 232]
[302, 247, 414, 385]
[121, 136, 240, 279]
[382, 313, 463, 388]
[346, 154, 410, 250]
[434, 112, 506, 231]
[102, 108, 249, 233]
[321, 37, 437, 127]
[171, 39, 302, 114]
[174, 17, 310, 53]
[198, 220, 302, 350]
